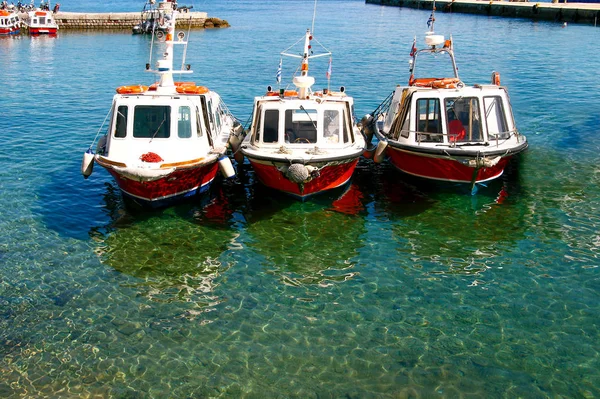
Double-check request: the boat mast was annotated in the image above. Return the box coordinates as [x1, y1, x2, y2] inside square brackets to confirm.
[429, 0, 436, 33]
[294, 29, 315, 99]
[152, 0, 192, 93]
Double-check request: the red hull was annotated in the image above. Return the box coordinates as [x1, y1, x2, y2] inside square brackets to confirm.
[104, 162, 219, 204]
[387, 147, 509, 183]
[29, 27, 58, 35]
[249, 159, 359, 198]
[0, 27, 19, 35]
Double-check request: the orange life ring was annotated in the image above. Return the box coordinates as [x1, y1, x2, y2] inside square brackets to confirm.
[284, 90, 298, 97]
[266, 91, 279, 96]
[116, 85, 149, 94]
[410, 77, 459, 89]
[176, 85, 209, 95]
[175, 81, 196, 87]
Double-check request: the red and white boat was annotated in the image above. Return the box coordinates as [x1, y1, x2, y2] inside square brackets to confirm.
[81, 0, 239, 208]
[26, 7, 58, 35]
[0, 9, 21, 35]
[237, 29, 366, 199]
[365, 5, 527, 192]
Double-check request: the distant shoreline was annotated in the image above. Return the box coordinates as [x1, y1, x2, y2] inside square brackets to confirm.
[366, 0, 600, 24]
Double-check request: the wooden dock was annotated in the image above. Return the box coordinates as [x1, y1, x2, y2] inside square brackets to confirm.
[27, 11, 229, 30]
[366, 0, 600, 24]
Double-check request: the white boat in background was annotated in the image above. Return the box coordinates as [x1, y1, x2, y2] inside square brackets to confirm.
[0, 9, 21, 35]
[132, 0, 170, 35]
[237, 27, 366, 199]
[364, 3, 527, 192]
[26, 6, 58, 35]
[82, 0, 239, 208]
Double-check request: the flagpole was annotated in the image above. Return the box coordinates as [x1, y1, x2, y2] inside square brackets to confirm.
[276, 57, 282, 91]
[326, 56, 332, 93]
[430, 0, 436, 33]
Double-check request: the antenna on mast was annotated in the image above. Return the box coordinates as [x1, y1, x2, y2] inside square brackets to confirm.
[311, 0, 318, 35]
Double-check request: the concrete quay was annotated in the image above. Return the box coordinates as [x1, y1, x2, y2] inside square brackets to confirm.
[366, 0, 600, 24]
[35, 11, 229, 30]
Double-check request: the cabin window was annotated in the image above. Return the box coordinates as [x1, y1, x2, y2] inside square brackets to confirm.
[253, 105, 262, 142]
[262, 110, 279, 143]
[445, 97, 483, 143]
[415, 98, 442, 143]
[400, 110, 410, 138]
[324, 110, 340, 143]
[484, 96, 510, 140]
[114, 105, 128, 138]
[345, 104, 354, 143]
[213, 104, 222, 132]
[285, 108, 317, 144]
[196, 109, 204, 137]
[39, 17, 45, 24]
[178, 106, 192, 138]
[200, 96, 212, 136]
[133, 105, 171, 139]
[207, 100, 216, 132]
[343, 114, 350, 143]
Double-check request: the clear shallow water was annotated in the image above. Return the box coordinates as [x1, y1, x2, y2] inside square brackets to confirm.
[2, 0, 600, 397]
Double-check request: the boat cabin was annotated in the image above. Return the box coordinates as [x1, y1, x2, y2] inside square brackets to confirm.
[103, 93, 227, 162]
[251, 98, 357, 149]
[0, 10, 20, 34]
[30, 12, 54, 27]
[383, 85, 516, 147]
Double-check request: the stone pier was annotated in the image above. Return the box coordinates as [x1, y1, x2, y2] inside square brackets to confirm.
[366, 0, 600, 24]
[31, 11, 229, 30]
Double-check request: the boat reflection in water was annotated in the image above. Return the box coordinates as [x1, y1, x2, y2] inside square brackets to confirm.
[92, 184, 236, 305]
[389, 178, 529, 279]
[243, 189, 367, 287]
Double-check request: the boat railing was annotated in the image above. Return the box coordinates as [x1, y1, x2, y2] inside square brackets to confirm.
[415, 130, 444, 145]
[488, 129, 521, 146]
[412, 129, 520, 147]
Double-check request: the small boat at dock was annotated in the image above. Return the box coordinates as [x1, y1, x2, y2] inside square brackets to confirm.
[0, 9, 21, 35]
[82, 0, 239, 208]
[132, 0, 169, 35]
[237, 27, 366, 200]
[363, 3, 527, 192]
[25, 5, 58, 35]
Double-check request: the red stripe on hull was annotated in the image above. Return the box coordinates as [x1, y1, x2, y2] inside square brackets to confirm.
[29, 28, 58, 34]
[0, 27, 20, 35]
[249, 159, 359, 198]
[104, 162, 219, 202]
[387, 147, 509, 183]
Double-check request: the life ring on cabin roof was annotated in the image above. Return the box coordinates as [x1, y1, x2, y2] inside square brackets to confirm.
[116, 85, 149, 94]
[409, 77, 460, 89]
[265, 90, 298, 97]
[176, 85, 209, 95]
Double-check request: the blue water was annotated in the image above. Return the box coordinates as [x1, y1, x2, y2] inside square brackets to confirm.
[2, 0, 600, 397]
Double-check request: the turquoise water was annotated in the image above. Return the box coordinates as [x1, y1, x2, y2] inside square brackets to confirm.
[2, 0, 600, 397]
